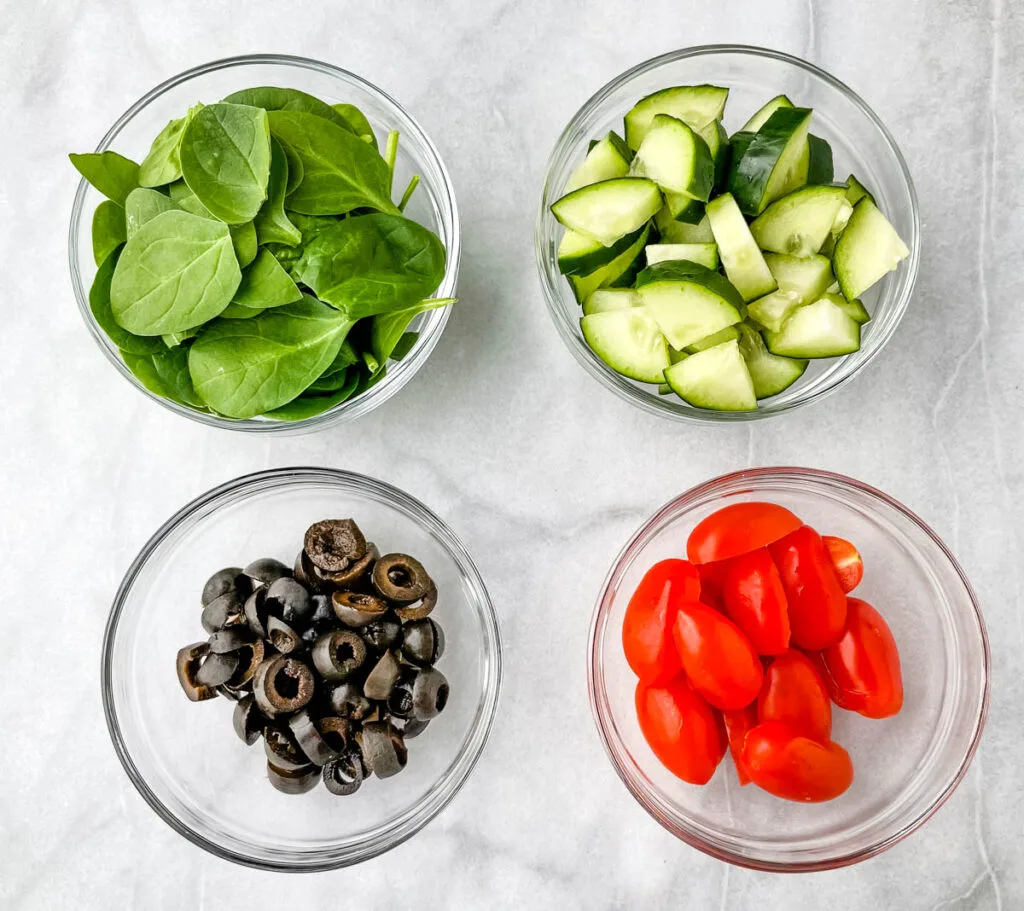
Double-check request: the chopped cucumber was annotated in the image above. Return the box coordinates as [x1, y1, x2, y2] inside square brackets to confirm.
[746, 289, 803, 333]
[581, 308, 671, 383]
[551, 178, 662, 246]
[827, 292, 871, 324]
[629, 114, 714, 201]
[740, 94, 794, 132]
[624, 85, 730, 150]
[697, 119, 730, 188]
[845, 174, 875, 206]
[654, 209, 715, 243]
[684, 324, 740, 353]
[806, 135, 834, 185]
[637, 274, 743, 350]
[664, 191, 706, 222]
[568, 226, 650, 303]
[706, 193, 776, 301]
[736, 322, 807, 398]
[664, 339, 756, 411]
[563, 131, 632, 194]
[557, 226, 646, 276]
[764, 253, 834, 302]
[729, 107, 813, 215]
[833, 198, 909, 299]
[750, 185, 848, 255]
[645, 242, 719, 270]
[764, 295, 861, 358]
[819, 197, 855, 256]
[657, 382, 674, 395]
[582, 288, 641, 315]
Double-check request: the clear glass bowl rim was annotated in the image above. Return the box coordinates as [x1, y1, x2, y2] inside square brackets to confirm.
[535, 44, 922, 423]
[101, 466, 502, 871]
[587, 466, 989, 872]
[69, 53, 462, 434]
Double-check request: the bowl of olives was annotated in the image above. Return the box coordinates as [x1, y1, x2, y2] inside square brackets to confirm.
[103, 468, 501, 871]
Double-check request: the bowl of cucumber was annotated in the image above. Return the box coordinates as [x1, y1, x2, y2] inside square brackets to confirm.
[536, 45, 919, 421]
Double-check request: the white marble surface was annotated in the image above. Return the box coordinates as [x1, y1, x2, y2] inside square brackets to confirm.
[1, 0, 1020, 907]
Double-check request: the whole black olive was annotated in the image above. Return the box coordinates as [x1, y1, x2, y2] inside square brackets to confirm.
[253, 655, 315, 716]
[371, 553, 433, 604]
[400, 618, 445, 667]
[361, 615, 402, 653]
[395, 584, 438, 621]
[304, 519, 367, 573]
[387, 670, 417, 719]
[360, 721, 407, 778]
[363, 650, 401, 701]
[266, 576, 312, 625]
[412, 667, 449, 720]
[201, 590, 246, 634]
[267, 761, 319, 795]
[208, 627, 253, 654]
[263, 724, 308, 770]
[243, 557, 291, 589]
[267, 616, 303, 655]
[311, 630, 366, 682]
[176, 642, 217, 702]
[328, 682, 372, 721]
[201, 567, 249, 606]
[316, 543, 379, 589]
[288, 710, 341, 767]
[194, 651, 240, 688]
[332, 591, 388, 627]
[233, 694, 265, 745]
[322, 746, 365, 796]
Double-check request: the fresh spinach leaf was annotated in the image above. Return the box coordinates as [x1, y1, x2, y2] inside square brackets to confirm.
[188, 295, 355, 418]
[370, 297, 452, 364]
[168, 180, 216, 218]
[267, 110, 398, 216]
[232, 248, 302, 309]
[70, 151, 140, 205]
[89, 249, 163, 355]
[223, 87, 355, 132]
[332, 103, 378, 149]
[92, 199, 126, 266]
[390, 331, 419, 361]
[254, 138, 301, 246]
[282, 142, 305, 195]
[308, 364, 352, 393]
[217, 302, 261, 319]
[110, 209, 241, 335]
[139, 105, 202, 187]
[231, 221, 258, 267]
[162, 329, 197, 348]
[263, 242, 303, 276]
[180, 103, 271, 223]
[123, 345, 207, 410]
[264, 370, 360, 421]
[294, 213, 446, 318]
[125, 187, 178, 238]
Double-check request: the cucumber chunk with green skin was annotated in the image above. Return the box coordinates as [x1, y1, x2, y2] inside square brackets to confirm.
[664, 339, 756, 411]
[564, 131, 632, 194]
[764, 253, 834, 303]
[657, 382, 674, 395]
[747, 289, 804, 333]
[764, 296, 861, 358]
[635, 259, 739, 297]
[665, 192, 706, 223]
[750, 185, 848, 255]
[684, 324, 740, 353]
[624, 85, 730, 150]
[558, 225, 646, 275]
[705, 192, 776, 301]
[845, 174, 875, 206]
[581, 308, 671, 383]
[736, 321, 807, 398]
[828, 293, 871, 324]
[740, 95, 794, 132]
[582, 288, 641, 315]
[833, 198, 909, 299]
[654, 208, 714, 243]
[729, 107, 813, 215]
[551, 178, 662, 246]
[638, 276, 743, 350]
[819, 197, 855, 256]
[806, 135, 834, 185]
[568, 226, 650, 303]
[645, 243, 719, 270]
[629, 114, 714, 201]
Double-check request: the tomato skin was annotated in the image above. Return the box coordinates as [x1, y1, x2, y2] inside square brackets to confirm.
[822, 536, 864, 593]
[821, 598, 903, 719]
[622, 559, 701, 684]
[672, 601, 764, 710]
[757, 650, 832, 742]
[696, 561, 729, 610]
[743, 721, 854, 802]
[722, 704, 757, 786]
[769, 526, 848, 650]
[721, 548, 791, 655]
[636, 676, 726, 785]
[687, 502, 803, 565]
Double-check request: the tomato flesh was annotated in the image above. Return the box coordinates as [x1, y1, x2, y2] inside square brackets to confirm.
[722, 704, 757, 786]
[743, 721, 853, 802]
[823, 535, 864, 593]
[687, 502, 803, 565]
[757, 650, 832, 742]
[721, 548, 790, 655]
[636, 676, 726, 785]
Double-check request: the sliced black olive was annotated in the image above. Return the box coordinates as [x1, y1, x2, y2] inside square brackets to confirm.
[322, 746, 365, 796]
[301, 594, 336, 645]
[216, 682, 249, 701]
[304, 519, 367, 573]
[201, 567, 249, 606]
[293, 549, 324, 594]
[315, 716, 352, 753]
[226, 638, 265, 688]
[194, 651, 240, 688]
[395, 584, 438, 621]
[316, 542, 379, 589]
[372, 553, 433, 604]
[363, 649, 401, 701]
[311, 630, 366, 682]
[412, 667, 450, 719]
[253, 655, 315, 716]
[399, 717, 430, 740]
[361, 615, 402, 653]
[201, 590, 246, 634]
[267, 761, 319, 795]
[266, 576, 313, 625]
[387, 669, 417, 719]
[233, 694, 265, 745]
[243, 557, 291, 589]
[328, 682, 372, 721]
[243, 588, 270, 638]
[331, 591, 388, 627]
[176, 642, 217, 702]
[400, 617, 445, 667]
[208, 627, 253, 654]
[288, 710, 341, 767]
[267, 616, 303, 655]
[360, 721, 407, 778]
[263, 724, 308, 770]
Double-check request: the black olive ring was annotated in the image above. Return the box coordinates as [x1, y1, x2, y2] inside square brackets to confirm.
[372, 553, 433, 604]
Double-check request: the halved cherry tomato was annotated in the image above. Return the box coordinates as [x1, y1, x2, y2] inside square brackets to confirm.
[722, 704, 757, 786]
[757, 650, 831, 742]
[822, 535, 864, 593]
[820, 598, 903, 719]
[687, 502, 803, 565]
[622, 559, 701, 683]
[742, 721, 853, 802]
[696, 561, 728, 609]
[636, 676, 726, 785]
[769, 526, 847, 650]
[721, 548, 790, 655]
[672, 601, 763, 710]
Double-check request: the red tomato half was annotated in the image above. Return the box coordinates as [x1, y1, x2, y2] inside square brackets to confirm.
[687, 502, 803, 565]
[822, 536, 864, 593]
[672, 601, 763, 710]
[722, 704, 757, 786]
[821, 598, 903, 719]
[757, 650, 832, 742]
[622, 559, 701, 683]
[769, 526, 847, 650]
[743, 721, 854, 802]
[722, 548, 790, 655]
[696, 560, 729, 610]
[636, 676, 726, 785]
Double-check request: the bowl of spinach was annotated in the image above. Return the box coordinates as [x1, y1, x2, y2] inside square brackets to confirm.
[69, 54, 460, 431]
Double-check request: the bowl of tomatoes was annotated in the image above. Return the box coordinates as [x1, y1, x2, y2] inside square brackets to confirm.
[588, 467, 989, 871]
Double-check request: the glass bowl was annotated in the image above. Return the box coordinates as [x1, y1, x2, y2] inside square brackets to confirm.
[588, 467, 988, 871]
[69, 54, 460, 433]
[102, 468, 501, 871]
[536, 45, 920, 422]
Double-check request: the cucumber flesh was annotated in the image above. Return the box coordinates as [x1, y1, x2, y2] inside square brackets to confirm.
[582, 288, 641, 316]
[551, 178, 662, 246]
[684, 324, 740, 353]
[705, 192, 776, 301]
[581, 308, 671, 383]
[645, 242, 719, 270]
[750, 185, 848, 255]
[657, 382, 674, 395]
[833, 198, 909, 299]
[664, 339, 756, 411]
[818, 198, 855, 256]
[664, 191, 706, 222]
[827, 292, 871, 324]
[740, 94, 794, 132]
[654, 208, 714, 243]
[736, 322, 807, 398]
[729, 107, 813, 215]
[568, 227, 650, 303]
[624, 85, 730, 150]
[764, 253, 834, 303]
[806, 135, 834, 185]
[563, 131, 632, 194]
[629, 114, 714, 201]
[557, 226, 645, 276]
[764, 296, 861, 358]
[746, 289, 803, 333]
[638, 278, 743, 350]
[845, 174, 875, 206]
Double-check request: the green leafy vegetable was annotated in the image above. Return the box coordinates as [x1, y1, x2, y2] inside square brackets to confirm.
[89, 249, 163, 355]
[139, 107, 198, 187]
[232, 248, 302, 309]
[254, 138, 301, 246]
[168, 180, 216, 218]
[370, 297, 452, 364]
[125, 187, 178, 238]
[223, 87, 355, 132]
[123, 345, 207, 409]
[230, 221, 258, 267]
[92, 200, 126, 265]
[332, 103, 378, 149]
[162, 329, 197, 348]
[264, 370, 360, 420]
[70, 151, 140, 205]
